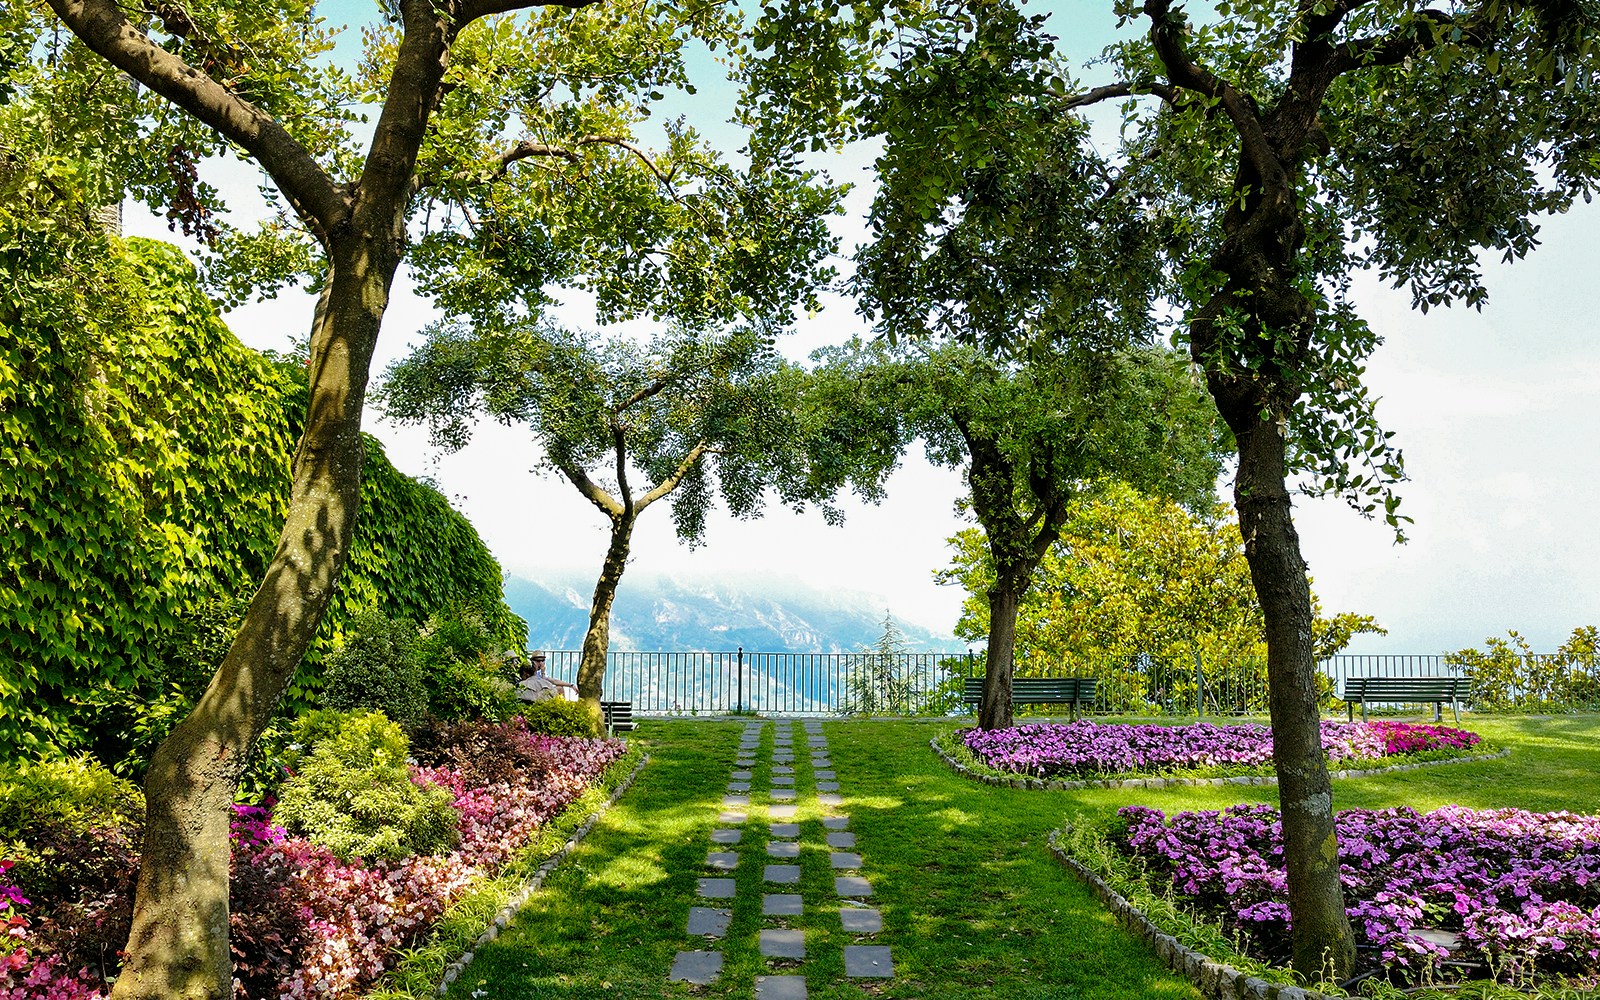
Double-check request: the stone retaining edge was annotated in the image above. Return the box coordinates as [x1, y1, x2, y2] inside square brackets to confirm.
[930, 737, 1510, 791]
[436, 751, 651, 994]
[1046, 827, 1333, 1000]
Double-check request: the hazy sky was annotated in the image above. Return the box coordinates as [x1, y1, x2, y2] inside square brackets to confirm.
[121, 2, 1598, 655]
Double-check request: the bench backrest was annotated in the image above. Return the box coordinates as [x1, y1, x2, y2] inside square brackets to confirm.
[1343, 676, 1462, 700]
[962, 676, 1098, 702]
[600, 700, 634, 730]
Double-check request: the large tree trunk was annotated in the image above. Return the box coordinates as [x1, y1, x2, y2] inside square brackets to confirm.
[979, 580, 1023, 730]
[1231, 411, 1355, 982]
[111, 243, 397, 999]
[575, 514, 634, 704]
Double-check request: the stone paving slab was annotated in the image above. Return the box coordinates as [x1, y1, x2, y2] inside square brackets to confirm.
[843, 945, 894, 978]
[822, 816, 848, 830]
[770, 789, 796, 801]
[835, 876, 873, 896]
[698, 878, 737, 898]
[707, 851, 740, 870]
[772, 765, 794, 774]
[728, 782, 751, 792]
[765, 864, 802, 884]
[763, 893, 803, 916]
[724, 794, 750, 807]
[687, 907, 732, 937]
[840, 907, 882, 933]
[816, 781, 839, 792]
[811, 758, 831, 768]
[818, 793, 843, 806]
[825, 831, 855, 848]
[769, 804, 798, 819]
[732, 770, 753, 780]
[711, 828, 742, 844]
[829, 852, 862, 869]
[813, 770, 835, 779]
[772, 755, 794, 764]
[772, 775, 795, 786]
[670, 950, 723, 984]
[718, 811, 746, 824]
[756, 975, 808, 999]
[766, 841, 799, 858]
[769, 822, 800, 838]
[760, 928, 805, 959]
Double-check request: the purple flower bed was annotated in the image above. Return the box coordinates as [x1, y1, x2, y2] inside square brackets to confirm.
[1115, 803, 1600, 985]
[960, 719, 1482, 778]
[1, 722, 629, 1000]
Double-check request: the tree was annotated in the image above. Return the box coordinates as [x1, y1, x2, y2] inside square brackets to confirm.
[381, 322, 859, 705]
[37, 0, 841, 993]
[756, 0, 1600, 977]
[1087, 1, 1600, 979]
[813, 339, 1223, 729]
[937, 481, 1383, 713]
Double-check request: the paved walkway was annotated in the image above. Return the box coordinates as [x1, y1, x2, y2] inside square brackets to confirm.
[669, 720, 894, 996]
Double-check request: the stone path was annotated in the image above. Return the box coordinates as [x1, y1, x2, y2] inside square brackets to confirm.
[669, 719, 895, 994]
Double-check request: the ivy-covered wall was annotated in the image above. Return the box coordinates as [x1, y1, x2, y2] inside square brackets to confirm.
[0, 237, 523, 758]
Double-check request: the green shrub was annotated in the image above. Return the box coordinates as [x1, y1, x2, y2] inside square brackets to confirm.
[0, 756, 144, 843]
[520, 698, 602, 738]
[320, 612, 428, 727]
[273, 710, 459, 863]
[417, 605, 520, 722]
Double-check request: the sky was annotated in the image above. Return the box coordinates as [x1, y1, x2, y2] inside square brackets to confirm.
[119, 1, 1599, 656]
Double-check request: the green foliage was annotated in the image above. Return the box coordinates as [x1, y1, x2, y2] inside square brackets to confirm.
[519, 699, 602, 739]
[0, 755, 144, 843]
[842, 614, 919, 717]
[938, 481, 1384, 715]
[320, 612, 428, 728]
[415, 605, 521, 723]
[0, 234, 524, 761]
[273, 710, 459, 864]
[1447, 627, 1600, 714]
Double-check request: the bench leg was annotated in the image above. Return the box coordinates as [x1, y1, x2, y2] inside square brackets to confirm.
[1361, 700, 1367, 722]
[1434, 701, 1442, 723]
[1347, 702, 1353, 723]
[1451, 699, 1459, 724]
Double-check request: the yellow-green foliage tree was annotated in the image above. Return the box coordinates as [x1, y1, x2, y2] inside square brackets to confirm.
[0, 236, 524, 762]
[938, 481, 1383, 714]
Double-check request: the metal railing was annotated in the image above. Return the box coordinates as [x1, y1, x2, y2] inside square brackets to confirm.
[541, 648, 1590, 717]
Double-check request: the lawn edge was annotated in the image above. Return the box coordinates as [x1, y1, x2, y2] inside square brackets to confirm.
[930, 735, 1511, 790]
[370, 745, 651, 999]
[1046, 826, 1338, 1000]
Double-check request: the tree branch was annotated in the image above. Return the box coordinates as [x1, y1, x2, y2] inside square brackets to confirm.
[1143, 0, 1287, 198]
[612, 421, 634, 514]
[45, 0, 344, 240]
[636, 440, 711, 510]
[554, 459, 623, 518]
[460, 0, 604, 21]
[1330, 9, 1461, 76]
[1059, 80, 1179, 111]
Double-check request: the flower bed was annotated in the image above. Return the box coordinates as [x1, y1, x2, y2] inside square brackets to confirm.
[2, 721, 630, 1000]
[960, 719, 1482, 778]
[1111, 803, 1600, 987]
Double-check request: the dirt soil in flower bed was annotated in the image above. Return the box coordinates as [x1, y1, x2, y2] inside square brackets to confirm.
[1107, 802, 1600, 990]
[956, 719, 1487, 780]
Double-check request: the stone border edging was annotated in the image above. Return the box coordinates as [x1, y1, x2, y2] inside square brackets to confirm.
[930, 737, 1510, 791]
[436, 751, 651, 994]
[1046, 827, 1332, 1000]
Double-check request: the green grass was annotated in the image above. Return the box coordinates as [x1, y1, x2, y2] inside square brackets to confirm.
[443, 715, 1600, 1000]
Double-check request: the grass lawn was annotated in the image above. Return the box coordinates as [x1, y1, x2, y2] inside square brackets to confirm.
[444, 715, 1600, 999]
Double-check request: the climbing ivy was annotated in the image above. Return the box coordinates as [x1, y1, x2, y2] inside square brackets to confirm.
[0, 236, 522, 760]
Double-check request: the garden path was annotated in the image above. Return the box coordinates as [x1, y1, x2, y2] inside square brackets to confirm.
[670, 720, 894, 996]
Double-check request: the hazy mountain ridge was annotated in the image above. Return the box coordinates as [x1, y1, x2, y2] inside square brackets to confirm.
[504, 572, 957, 653]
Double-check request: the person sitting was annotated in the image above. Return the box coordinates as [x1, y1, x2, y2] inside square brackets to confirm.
[516, 651, 580, 703]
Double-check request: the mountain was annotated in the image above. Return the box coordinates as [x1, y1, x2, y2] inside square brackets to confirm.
[504, 571, 958, 653]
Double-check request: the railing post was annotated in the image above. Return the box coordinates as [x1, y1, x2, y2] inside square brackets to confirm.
[736, 645, 744, 713]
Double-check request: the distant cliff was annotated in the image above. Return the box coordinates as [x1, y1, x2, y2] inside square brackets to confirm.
[505, 572, 957, 653]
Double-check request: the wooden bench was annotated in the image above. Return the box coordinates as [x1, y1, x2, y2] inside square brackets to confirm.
[963, 676, 1098, 720]
[601, 700, 636, 736]
[1343, 677, 1464, 723]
